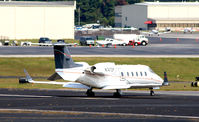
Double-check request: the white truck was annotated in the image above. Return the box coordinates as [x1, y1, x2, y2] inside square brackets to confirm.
[113, 34, 149, 46]
[96, 38, 126, 47]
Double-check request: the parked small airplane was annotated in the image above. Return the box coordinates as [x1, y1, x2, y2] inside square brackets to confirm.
[20, 43, 169, 97]
[142, 29, 171, 36]
[183, 28, 194, 34]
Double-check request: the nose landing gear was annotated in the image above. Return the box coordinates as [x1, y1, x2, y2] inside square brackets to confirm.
[86, 88, 95, 97]
[149, 88, 155, 96]
[113, 89, 122, 98]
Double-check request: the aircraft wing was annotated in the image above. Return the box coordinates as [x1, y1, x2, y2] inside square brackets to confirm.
[21, 69, 90, 89]
[47, 72, 63, 81]
[129, 84, 162, 88]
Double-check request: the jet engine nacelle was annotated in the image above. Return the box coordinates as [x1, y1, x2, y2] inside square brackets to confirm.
[90, 66, 96, 73]
[89, 65, 105, 76]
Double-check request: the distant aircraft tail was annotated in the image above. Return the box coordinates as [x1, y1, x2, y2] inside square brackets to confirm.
[54, 43, 81, 69]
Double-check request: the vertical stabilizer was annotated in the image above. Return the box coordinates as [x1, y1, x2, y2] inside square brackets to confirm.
[54, 44, 76, 69]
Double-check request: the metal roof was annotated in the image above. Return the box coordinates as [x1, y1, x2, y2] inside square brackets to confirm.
[0, 1, 75, 6]
[136, 2, 199, 6]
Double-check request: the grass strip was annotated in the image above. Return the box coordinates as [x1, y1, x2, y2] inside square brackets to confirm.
[0, 57, 199, 90]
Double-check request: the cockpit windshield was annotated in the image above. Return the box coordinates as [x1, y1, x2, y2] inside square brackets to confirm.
[149, 68, 155, 74]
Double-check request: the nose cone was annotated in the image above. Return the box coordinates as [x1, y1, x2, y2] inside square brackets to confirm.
[155, 74, 164, 84]
[159, 77, 164, 84]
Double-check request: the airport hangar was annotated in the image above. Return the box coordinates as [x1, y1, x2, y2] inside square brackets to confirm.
[115, 2, 199, 31]
[0, 1, 76, 40]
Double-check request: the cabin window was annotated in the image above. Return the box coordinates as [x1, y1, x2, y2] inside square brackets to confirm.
[136, 72, 138, 76]
[140, 72, 143, 76]
[145, 72, 147, 76]
[121, 72, 124, 76]
[131, 72, 134, 76]
[127, 72, 129, 76]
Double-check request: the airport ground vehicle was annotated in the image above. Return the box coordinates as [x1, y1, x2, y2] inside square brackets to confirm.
[21, 41, 31, 46]
[79, 36, 95, 46]
[0, 40, 10, 46]
[113, 34, 149, 46]
[96, 38, 125, 47]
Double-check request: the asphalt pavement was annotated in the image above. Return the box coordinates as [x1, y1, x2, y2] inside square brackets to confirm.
[0, 88, 199, 121]
[0, 34, 199, 56]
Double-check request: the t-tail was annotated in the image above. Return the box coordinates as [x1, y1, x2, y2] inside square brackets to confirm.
[54, 43, 81, 69]
[52, 43, 84, 81]
[162, 72, 169, 86]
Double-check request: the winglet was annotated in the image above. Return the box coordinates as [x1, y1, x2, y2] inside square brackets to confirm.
[24, 69, 33, 81]
[162, 72, 169, 86]
[19, 69, 33, 84]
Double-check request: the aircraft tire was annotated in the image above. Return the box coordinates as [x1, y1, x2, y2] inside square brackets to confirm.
[150, 91, 155, 96]
[113, 92, 121, 98]
[86, 89, 95, 97]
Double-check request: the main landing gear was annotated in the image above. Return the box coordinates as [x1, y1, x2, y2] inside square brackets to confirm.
[149, 88, 155, 96]
[86, 88, 95, 97]
[113, 89, 122, 98]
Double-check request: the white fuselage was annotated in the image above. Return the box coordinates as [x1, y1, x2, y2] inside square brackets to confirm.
[56, 62, 163, 90]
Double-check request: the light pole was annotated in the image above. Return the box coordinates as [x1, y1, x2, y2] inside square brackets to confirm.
[78, 7, 80, 25]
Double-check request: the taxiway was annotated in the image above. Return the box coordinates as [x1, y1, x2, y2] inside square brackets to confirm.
[0, 88, 198, 121]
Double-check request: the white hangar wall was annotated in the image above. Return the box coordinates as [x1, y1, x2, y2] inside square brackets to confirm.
[0, 1, 76, 39]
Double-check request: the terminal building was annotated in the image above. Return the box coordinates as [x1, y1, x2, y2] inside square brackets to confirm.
[115, 2, 199, 30]
[0, 1, 76, 39]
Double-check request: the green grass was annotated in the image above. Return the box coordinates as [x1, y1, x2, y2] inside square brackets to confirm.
[1, 57, 199, 90]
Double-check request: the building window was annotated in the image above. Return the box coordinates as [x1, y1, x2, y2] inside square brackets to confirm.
[125, 17, 127, 21]
[121, 72, 124, 76]
[145, 72, 147, 76]
[115, 23, 122, 27]
[115, 13, 122, 17]
[127, 72, 129, 76]
[136, 72, 138, 76]
[131, 72, 134, 76]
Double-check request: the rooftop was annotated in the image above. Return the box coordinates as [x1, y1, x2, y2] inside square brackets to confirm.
[136, 2, 199, 6]
[0, 1, 75, 6]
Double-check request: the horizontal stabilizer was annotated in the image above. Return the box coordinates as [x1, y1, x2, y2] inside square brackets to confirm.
[47, 72, 62, 81]
[63, 82, 90, 89]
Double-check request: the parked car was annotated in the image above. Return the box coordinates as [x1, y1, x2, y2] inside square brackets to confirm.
[39, 37, 52, 46]
[79, 36, 95, 46]
[57, 39, 65, 43]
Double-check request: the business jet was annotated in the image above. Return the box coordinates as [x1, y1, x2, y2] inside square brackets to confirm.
[20, 43, 169, 97]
